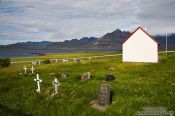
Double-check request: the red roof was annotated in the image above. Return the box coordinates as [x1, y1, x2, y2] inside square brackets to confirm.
[122, 27, 160, 45]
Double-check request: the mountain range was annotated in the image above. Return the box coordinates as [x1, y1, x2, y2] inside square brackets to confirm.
[0, 29, 175, 50]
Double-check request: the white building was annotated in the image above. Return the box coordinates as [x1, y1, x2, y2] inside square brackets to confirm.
[122, 27, 160, 63]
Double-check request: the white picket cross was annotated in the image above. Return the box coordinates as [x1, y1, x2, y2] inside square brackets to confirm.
[31, 65, 35, 74]
[34, 74, 42, 93]
[23, 66, 27, 74]
[32, 61, 37, 65]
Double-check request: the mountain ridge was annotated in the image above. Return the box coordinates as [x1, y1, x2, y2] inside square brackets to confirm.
[0, 29, 175, 50]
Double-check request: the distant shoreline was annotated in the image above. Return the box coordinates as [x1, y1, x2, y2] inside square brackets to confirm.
[0, 49, 119, 57]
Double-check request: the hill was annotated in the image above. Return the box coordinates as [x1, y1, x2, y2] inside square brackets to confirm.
[0, 41, 54, 50]
[93, 29, 130, 49]
[46, 37, 97, 49]
[154, 34, 175, 50]
[0, 29, 175, 50]
[13, 41, 54, 47]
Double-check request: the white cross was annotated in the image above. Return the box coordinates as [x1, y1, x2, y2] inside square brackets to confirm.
[52, 78, 60, 95]
[23, 66, 27, 74]
[31, 65, 35, 74]
[34, 74, 42, 93]
[32, 61, 37, 65]
[38, 60, 40, 65]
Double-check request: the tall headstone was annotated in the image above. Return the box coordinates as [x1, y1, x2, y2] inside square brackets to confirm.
[23, 66, 27, 74]
[98, 84, 110, 106]
[52, 78, 60, 95]
[34, 74, 42, 93]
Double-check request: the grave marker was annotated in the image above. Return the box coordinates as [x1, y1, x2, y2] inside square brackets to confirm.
[23, 66, 27, 74]
[52, 78, 60, 95]
[56, 59, 58, 63]
[34, 74, 42, 93]
[31, 66, 35, 74]
[76, 58, 81, 64]
[109, 67, 115, 70]
[98, 84, 110, 106]
[106, 74, 115, 81]
[38, 60, 41, 65]
[63, 59, 68, 63]
[81, 72, 91, 81]
[32, 61, 37, 65]
[62, 73, 68, 78]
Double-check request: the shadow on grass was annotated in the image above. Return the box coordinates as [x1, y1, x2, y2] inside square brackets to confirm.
[110, 91, 114, 104]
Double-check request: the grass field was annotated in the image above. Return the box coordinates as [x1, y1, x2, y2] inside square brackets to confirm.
[0, 52, 175, 116]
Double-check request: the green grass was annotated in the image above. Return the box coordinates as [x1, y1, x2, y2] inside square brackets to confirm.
[11, 52, 119, 62]
[0, 52, 175, 116]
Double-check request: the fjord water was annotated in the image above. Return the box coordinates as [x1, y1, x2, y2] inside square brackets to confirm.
[0, 49, 118, 57]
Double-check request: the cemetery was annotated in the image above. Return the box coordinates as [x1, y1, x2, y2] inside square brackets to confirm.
[0, 52, 175, 115]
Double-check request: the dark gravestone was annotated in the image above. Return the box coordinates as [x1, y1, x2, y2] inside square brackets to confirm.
[106, 74, 115, 81]
[98, 84, 110, 106]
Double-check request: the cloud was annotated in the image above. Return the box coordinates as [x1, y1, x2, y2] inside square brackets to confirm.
[136, 0, 175, 35]
[0, 0, 174, 44]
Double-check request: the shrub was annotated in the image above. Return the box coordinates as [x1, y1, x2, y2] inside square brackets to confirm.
[42, 59, 51, 64]
[0, 58, 11, 67]
[38, 53, 46, 56]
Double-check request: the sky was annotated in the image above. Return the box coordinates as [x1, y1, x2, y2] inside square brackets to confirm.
[0, 0, 175, 45]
